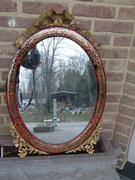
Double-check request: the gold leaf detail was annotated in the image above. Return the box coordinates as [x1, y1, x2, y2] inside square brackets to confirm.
[67, 123, 102, 155]
[15, 9, 101, 49]
[10, 123, 48, 158]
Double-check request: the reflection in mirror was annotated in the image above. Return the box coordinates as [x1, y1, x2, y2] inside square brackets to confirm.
[16, 37, 97, 144]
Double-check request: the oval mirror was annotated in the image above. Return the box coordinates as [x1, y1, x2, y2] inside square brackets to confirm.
[6, 10, 106, 157]
[17, 37, 98, 144]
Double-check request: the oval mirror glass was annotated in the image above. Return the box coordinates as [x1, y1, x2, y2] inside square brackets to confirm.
[16, 37, 98, 144]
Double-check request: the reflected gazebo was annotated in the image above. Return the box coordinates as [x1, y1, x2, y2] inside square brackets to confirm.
[51, 91, 78, 122]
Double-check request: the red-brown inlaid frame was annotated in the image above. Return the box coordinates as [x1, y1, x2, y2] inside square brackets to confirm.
[6, 27, 106, 154]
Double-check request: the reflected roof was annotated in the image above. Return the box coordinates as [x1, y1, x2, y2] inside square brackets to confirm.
[51, 91, 78, 99]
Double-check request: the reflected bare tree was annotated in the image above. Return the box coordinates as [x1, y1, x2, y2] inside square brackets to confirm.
[19, 37, 97, 122]
[33, 37, 64, 120]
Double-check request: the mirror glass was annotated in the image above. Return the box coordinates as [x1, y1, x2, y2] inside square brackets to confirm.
[16, 37, 98, 144]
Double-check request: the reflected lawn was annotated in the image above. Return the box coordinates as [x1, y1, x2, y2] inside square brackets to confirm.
[21, 112, 52, 123]
[21, 111, 90, 123]
[65, 113, 90, 122]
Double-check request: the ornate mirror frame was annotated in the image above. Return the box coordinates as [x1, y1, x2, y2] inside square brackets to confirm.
[6, 10, 106, 158]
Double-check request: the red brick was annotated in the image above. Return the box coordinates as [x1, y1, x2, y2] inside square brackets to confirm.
[23, 2, 67, 14]
[0, 116, 4, 124]
[0, 0, 17, 12]
[133, 37, 135, 47]
[99, 48, 128, 59]
[0, 95, 2, 104]
[119, 105, 135, 117]
[1, 105, 8, 114]
[4, 115, 11, 124]
[114, 133, 129, 146]
[1, 71, 8, 81]
[0, 125, 10, 135]
[114, 36, 131, 47]
[130, 49, 135, 59]
[115, 123, 131, 136]
[0, 16, 35, 28]
[107, 61, 127, 71]
[94, 21, 133, 33]
[15, 17, 35, 28]
[128, 62, 135, 73]
[124, 83, 135, 96]
[75, 19, 91, 31]
[118, 8, 135, 20]
[96, 0, 135, 6]
[126, 73, 135, 85]
[73, 4, 115, 19]
[104, 103, 119, 112]
[103, 113, 117, 121]
[0, 16, 8, 27]
[107, 83, 122, 93]
[121, 95, 135, 107]
[103, 123, 114, 130]
[106, 72, 124, 81]
[76, 0, 93, 1]
[0, 45, 17, 56]
[117, 114, 133, 127]
[91, 34, 110, 45]
[106, 94, 120, 103]
[0, 58, 12, 68]
[0, 30, 18, 42]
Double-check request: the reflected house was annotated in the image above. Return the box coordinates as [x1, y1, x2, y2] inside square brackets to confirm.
[51, 91, 78, 121]
[21, 97, 46, 110]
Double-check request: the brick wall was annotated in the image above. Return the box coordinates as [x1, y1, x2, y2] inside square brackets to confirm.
[0, 0, 135, 168]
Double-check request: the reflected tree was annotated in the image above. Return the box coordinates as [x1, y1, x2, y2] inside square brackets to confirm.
[21, 37, 97, 122]
[55, 54, 97, 107]
[34, 37, 64, 120]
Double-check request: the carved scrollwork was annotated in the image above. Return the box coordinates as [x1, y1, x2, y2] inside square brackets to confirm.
[15, 9, 101, 49]
[67, 123, 102, 155]
[10, 122, 102, 158]
[10, 124, 48, 158]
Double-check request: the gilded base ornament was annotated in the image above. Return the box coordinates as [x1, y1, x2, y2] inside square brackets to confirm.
[10, 123, 48, 158]
[10, 123, 102, 158]
[67, 123, 102, 155]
